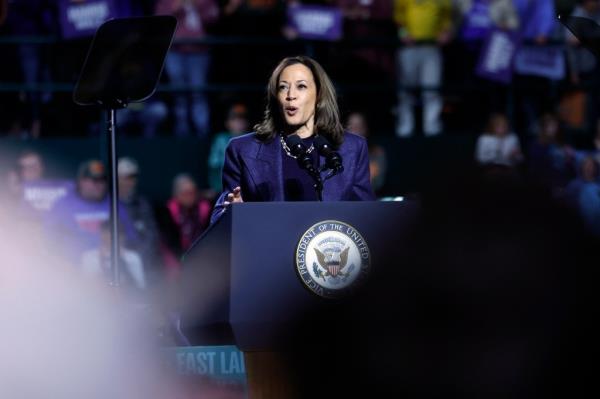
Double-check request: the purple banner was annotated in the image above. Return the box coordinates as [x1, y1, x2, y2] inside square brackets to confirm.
[59, 0, 118, 39]
[287, 5, 342, 41]
[514, 46, 566, 80]
[476, 29, 520, 84]
[21, 180, 74, 212]
[461, 0, 492, 41]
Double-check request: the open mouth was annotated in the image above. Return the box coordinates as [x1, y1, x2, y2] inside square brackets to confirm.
[285, 106, 298, 116]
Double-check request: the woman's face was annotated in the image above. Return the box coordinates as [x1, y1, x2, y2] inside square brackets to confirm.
[277, 63, 317, 132]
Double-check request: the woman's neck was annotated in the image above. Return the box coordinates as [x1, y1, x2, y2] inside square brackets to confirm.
[286, 116, 315, 138]
[295, 128, 314, 139]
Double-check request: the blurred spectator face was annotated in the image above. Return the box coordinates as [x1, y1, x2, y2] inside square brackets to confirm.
[346, 112, 368, 137]
[174, 178, 198, 209]
[583, 0, 600, 13]
[538, 114, 560, 146]
[541, 115, 559, 140]
[79, 177, 107, 202]
[118, 157, 139, 201]
[18, 152, 43, 182]
[77, 160, 107, 202]
[277, 63, 317, 130]
[489, 114, 509, 137]
[581, 157, 598, 182]
[119, 174, 138, 202]
[225, 104, 249, 135]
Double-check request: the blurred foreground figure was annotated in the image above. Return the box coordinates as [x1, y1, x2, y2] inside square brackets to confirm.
[280, 165, 592, 397]
[0, 198, 178, 399]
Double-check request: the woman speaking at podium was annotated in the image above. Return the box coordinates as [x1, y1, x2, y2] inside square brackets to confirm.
[211, 56, 374, 223]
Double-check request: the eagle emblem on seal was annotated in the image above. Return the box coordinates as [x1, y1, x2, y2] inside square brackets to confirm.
[313, 246, 350, 278]
[296, 220, 370, 298]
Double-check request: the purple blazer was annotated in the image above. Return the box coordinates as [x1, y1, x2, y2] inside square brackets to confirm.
[211, 131, 375, 223]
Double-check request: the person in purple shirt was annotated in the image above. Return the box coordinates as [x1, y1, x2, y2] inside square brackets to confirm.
[211, 56, 375, 223]
[512, 0, 556, 42]
[44, 159, 138, 265]
[512, 0, 560, 135]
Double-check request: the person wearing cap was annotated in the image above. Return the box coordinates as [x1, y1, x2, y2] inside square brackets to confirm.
[118, 157, 163, 284]
[43, 159, 138, 266]
[207, 103, 249, 193]
[76, 160, 108, 201]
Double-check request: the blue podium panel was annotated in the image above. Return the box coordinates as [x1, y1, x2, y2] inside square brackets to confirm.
[180, 212, 233, 344]
[183, 201, 419, 351]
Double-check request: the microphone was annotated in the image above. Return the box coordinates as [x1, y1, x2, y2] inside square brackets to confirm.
[314, 135, 343, 173]
[285, 134, 316, 173]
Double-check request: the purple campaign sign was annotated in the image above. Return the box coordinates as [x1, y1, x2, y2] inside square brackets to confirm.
[476, 29, 520, 84]
[514, 46, 566, 80]
[287, 5, 342, 41]
[21, 180, 75, 212]
[461, 0, 492, 41]
[59, 0, 117, 39]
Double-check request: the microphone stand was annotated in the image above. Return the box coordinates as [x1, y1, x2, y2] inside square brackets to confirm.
[312, 135, 343, 199]
[310, 169, 323, 202]
[314, 165, 344, 201]
[285, 135, 324, 201]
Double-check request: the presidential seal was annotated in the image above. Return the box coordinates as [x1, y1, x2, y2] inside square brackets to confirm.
[295, 220, 370, 299]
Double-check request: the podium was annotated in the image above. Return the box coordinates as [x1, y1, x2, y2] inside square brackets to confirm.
[179, 201, 419, 397]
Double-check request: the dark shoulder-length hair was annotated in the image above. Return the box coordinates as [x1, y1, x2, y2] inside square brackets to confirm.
[254, 56, 344, 148]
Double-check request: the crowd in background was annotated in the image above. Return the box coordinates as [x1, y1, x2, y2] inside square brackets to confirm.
[1, 0, 598, 138]
[2, 0, 600, 293]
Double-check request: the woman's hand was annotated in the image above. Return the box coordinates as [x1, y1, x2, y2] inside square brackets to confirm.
[224, 186, 243, 206]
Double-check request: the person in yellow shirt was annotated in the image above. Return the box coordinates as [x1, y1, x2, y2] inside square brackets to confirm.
[394, 0, 453, 137]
